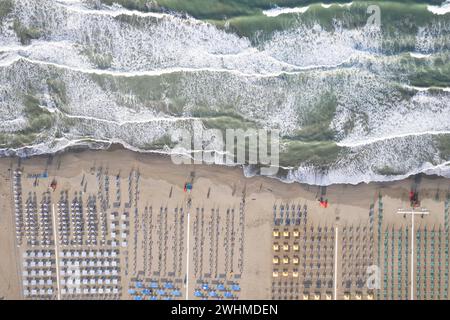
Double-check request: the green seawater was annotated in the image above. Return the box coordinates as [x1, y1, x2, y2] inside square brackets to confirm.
[100, 0, 446, 20]
[1, 0, 449, 183]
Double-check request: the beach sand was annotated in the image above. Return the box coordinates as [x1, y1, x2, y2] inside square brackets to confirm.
[0, 148, 449, 300]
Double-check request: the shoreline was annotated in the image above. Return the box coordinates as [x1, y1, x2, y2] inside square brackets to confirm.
[1, 147, 449, 208]
[1, 142, 449, 188]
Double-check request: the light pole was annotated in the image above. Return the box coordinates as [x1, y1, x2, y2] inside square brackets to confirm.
[396, 207, 429, 300]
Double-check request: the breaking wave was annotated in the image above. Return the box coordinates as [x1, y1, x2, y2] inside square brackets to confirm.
[0, 0, 450, 185]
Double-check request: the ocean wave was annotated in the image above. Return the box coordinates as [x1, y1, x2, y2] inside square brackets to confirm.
[2, 137, 449, 186]
[0, 0, 449, 186]
[262, 2, 353, 17]
[0, 54, 349, 78]
[0, 0, 387, 74]
[55, 0, 169, 19]
[428, 1, 450, 15]
[409, 52, 432, 59]
[262, 6, 310, 17]
[403, 84, 450, 92]
[285, 160, 450, 186]
[2, 53, 449, 157]
[337, 130, 450, 147]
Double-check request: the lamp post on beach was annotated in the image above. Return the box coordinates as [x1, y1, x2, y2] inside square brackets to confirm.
[396, 207, 429, 301]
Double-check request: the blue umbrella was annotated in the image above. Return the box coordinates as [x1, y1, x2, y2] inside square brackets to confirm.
[172, 290, 181, 297]
[194, 291, 203, 297]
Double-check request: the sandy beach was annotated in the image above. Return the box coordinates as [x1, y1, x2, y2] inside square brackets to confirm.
[0, 148, 449, 300]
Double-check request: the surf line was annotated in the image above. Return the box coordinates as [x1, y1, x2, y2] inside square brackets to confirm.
[337, 130, 450, 148]
[2, 54, 349, 79]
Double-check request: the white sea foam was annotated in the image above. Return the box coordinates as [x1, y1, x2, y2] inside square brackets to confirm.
[56, 0, 169, 19]
[286, 161, 450, 186]
[1, 0, 449, 185]
[428, 1, 450, 15]
[263, 6, 309, 17]
[0, 1, 319, 75]
[322, 2, 353, 9]
[0, 55, 342, 78]
[337, 131, 450, 148]
[409, 52, 432, 59]
[2, 135, 449, 186]
[333, 89, 450, 148]
[403, 84, 450, 92]
[288, 133, 450, 185]
[0, 0, 384, 76]
[263, 2, 352, 17]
